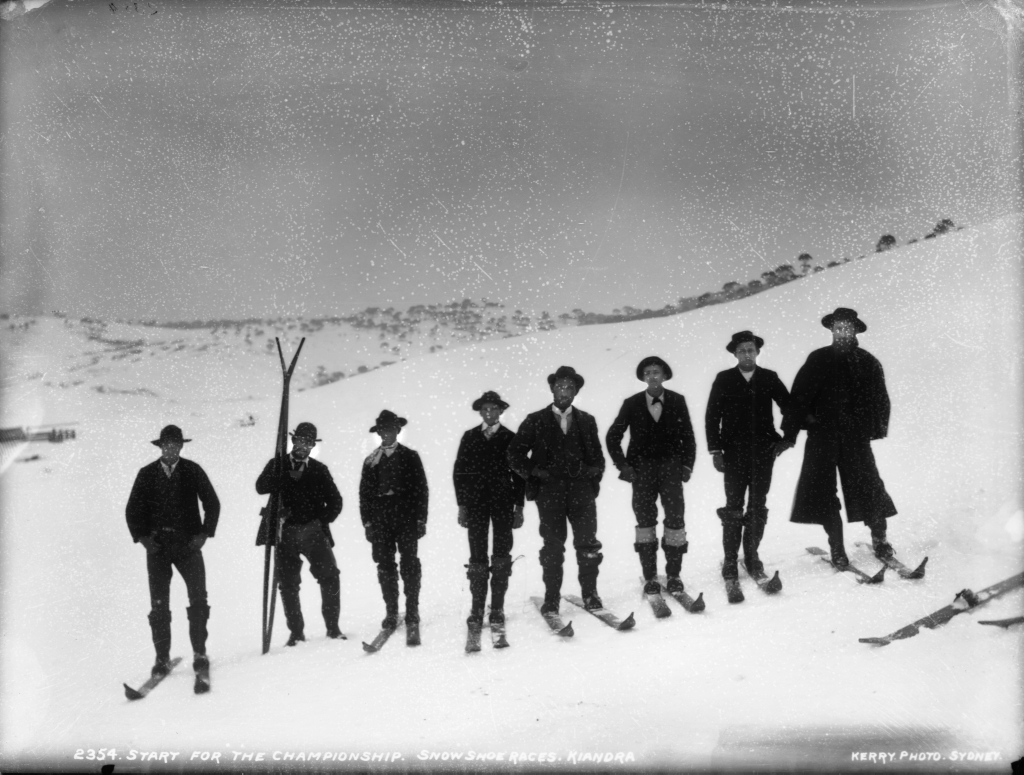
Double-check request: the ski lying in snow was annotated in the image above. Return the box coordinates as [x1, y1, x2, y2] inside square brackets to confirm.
[657, 576, 705, 613]
[466, 622, 482, 653]
[362, 619, 403, 653]
[194, 661, 210, 695]
[724, 578, 745, 604]
[640, 578, 672, 618]
[490, 621, 510, 649]
[530, 596, 574, 637]
[859, 572, 1024, 646]
[563, 595, 636, 631]
[406, 621, 421, 647]
[749, 569, 783, 594]
[807, 546, 885, 584]
[124, 657, 183, 701]
[978, 616, 1024, 628]
[854, 543, 928, 579]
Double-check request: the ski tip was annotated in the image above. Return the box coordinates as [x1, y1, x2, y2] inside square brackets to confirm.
[617, 612, 637, 631]
[361, 642, 378, 653]
[558, 621, 574, 638]
[765, 571, 783, 594]
[689, 592, 706, 613]
[906, 556, 928, 579]
[858, 637, 890, 646]
[124, 684, 144, 701]
[866, 565, 886, 584]
[805, 546, 827, 556]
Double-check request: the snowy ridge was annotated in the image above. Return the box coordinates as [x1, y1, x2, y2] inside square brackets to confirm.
[0, 215, 1021, 770]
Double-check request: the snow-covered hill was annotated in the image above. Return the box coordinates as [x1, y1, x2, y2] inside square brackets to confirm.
[0, 215, 1021, 772]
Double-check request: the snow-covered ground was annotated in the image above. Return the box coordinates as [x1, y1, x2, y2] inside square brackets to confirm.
[1, 216, 1021, 772]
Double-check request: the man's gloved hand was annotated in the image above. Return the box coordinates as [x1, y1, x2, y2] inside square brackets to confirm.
[458, 505, 468, 528]
[712, 452, 725, 473]
[417, 520, 427, 539]
[363, 523, 374, 543]
[513, 505, 524, 529]
[188, 534, 207, 552]
[774, 440, 796, 458]
[618, 464, 636, 483]
[139, 534, 160, 554]
[531, 467, 551, 481]
[681, 465, 692, 483]
[585, 465, 602, 479]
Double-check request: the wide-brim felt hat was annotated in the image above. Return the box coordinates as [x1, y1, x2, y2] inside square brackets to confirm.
[289, 422, 321, 442]
[726, 331, 765, 354]
[547, 365, 584, 391]
[370, 409, 408, 433]
[151, 424, 191, 446]
[635, 356, 673, 381]
[821, 307, 867, 333]
[472, 390, 510, 411]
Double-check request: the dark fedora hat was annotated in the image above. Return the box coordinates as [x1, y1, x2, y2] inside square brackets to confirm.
[547, 365, 584, 392]
[635, 356, 673, 381]
[151, 424, 191, 446]
[726, 330, 765, 354]
[289, 422, 321, 442]
[472, 390, 510, 412]
[821, 307, 867, 333]
[370, 409, 408, 433]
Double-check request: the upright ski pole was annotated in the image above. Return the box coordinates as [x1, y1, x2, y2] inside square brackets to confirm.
[261, 337, 305, 654]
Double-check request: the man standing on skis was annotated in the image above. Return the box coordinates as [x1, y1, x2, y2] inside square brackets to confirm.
[606, 356, 696, 597]
[256, 422, 344, 646]
[781, 308, 897, 567]
[507, 366, 606, 613]
[705, 332, 790, 586]
[360, 410, 429, 640]
[126, 425, 219, 686]
[453, 391, 526, 629]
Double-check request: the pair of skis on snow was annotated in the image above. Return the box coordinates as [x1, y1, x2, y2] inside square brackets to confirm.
[124, 658, 208, 700]
[465, 620, 510, 653]
[807, 546, 1024, 645]
[530, 595, 635, 637]
[642, 576, 707, 618]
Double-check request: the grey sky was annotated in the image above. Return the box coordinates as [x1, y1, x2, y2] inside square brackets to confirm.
[1, 0, 1019, 322]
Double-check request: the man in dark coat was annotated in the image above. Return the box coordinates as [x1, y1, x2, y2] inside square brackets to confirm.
[359, 410, 429, 633]
[705, 331, 791, 581]
[126, 425, 220, 679]
[256, 422, 344, 645]
[507, 366, 606, 613]
[453, 391, 526, 626]
[606, 356, 696, 596]
[781, 308, 897, 567]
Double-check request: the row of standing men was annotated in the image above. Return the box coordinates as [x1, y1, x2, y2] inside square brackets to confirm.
[125, 306, 897, 679]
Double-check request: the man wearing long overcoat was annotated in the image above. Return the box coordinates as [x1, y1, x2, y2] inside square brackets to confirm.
[454, 391, 526, 626]
[126, 425, 220, 681]
[781, 308, 897, 567]
[705, 332, 790, 580]
[507, 366, 606, 613]
[606, 356, 696, 596]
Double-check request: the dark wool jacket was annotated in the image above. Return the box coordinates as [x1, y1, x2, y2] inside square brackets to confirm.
[606, 389, 697, 471]
[255, 457, 343, 547]
[705, 367, 790, 452]
[507, 405, 606, 500]
[126, 457, 220, 542]
[453, 425, 526, 518]
[359, 444, 429, 527]
[781, 343, 890, 443]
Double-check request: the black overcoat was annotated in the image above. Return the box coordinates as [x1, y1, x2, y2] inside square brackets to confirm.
[705, 367, 789, 451]
[453, 425, 526, 518]
[606, 389, 697, 471]
[507, 405, 605, 500]
[359, 444, 429, 527]
[255, 457, 343, 546]
[781, 344, 889, 442]
[126, 457, 220, 542]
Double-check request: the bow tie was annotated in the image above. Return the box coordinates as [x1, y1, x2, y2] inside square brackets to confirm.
[650, 396, 662, 406]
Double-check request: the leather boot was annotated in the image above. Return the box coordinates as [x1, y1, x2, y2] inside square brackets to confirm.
[402, 558, 422, 625]
[824, 514, 849, 569]
[867, 516, 894, 559]
[148, 609, 172, 670]
[718, 508, 744, 579]
[489, 555, 512, 623]
[466, 562, 489, 625]
[320, 568, 342, 636]
[378, 569, 400, 630]
[186, 603, 210, 656]
[634, 541, 659, 586]
[743, 509, 768, 576]
[279, 582, 305, 643]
